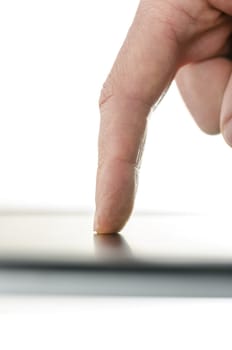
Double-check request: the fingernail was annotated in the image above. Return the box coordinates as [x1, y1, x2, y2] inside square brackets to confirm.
[223, 119, 232, 146]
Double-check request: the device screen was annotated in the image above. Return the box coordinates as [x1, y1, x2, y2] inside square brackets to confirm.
[0, 211, 231, 266]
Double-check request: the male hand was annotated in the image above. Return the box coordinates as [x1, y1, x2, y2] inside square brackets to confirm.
[94, 0, 232, 233]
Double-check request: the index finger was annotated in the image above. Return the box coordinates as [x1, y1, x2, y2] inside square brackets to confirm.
[94, 1, 180, 233]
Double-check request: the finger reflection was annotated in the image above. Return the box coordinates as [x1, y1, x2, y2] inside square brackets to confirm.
[94, 234, 133, 263]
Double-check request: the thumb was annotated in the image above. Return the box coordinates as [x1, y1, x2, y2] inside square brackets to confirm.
[94, 1, 181, 233]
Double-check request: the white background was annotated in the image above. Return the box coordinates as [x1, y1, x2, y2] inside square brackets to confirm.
[0, 297, 231, 350]
[1, 0, 232, 214]
[0, 2, 232, 349]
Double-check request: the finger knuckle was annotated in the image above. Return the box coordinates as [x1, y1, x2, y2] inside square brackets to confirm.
[99, 78, 114, 109]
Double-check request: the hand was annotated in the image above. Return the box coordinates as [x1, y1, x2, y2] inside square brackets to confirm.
[94, 0, 232, 233]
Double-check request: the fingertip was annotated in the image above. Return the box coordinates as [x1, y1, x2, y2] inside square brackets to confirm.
[94, 211, 127, 234]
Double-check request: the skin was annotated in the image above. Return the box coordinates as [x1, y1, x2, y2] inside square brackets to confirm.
[94, 0, 232, 234]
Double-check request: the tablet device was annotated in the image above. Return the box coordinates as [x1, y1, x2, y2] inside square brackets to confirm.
[0, 211, 231, 297]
